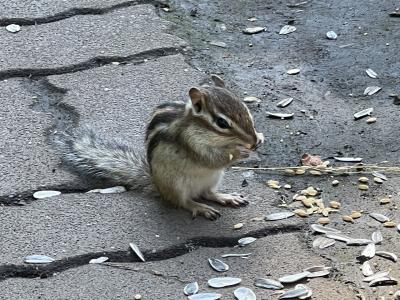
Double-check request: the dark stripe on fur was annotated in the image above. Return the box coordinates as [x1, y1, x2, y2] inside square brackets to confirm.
[146, 108, 184, 140]
[146, 129, 175, 166]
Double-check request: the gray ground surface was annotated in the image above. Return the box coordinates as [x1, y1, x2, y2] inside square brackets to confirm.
[0, 1, 399, 300]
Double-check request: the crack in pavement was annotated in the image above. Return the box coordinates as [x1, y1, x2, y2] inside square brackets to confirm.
[0, 223, 305, 281]
[0, 0, 165, 27]
[0, 47, 183, 80]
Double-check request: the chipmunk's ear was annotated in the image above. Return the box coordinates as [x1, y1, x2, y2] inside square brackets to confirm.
[189, 87, 205, 113]
[211, 74, 225, 88]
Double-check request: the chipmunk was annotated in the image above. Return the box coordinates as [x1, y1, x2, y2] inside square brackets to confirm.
[55, 75, 263, 220]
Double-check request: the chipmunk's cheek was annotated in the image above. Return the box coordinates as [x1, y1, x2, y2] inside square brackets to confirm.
[256, 132, 265, 144]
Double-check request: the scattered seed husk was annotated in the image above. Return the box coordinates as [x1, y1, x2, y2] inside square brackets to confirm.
[129, 242, 145, 262]
[372, 172, 387, 181]
[208, 277, 242, 288]
[360, 243, 376, 259]
[277, 97, 294, 108]
[325, 233, 351, 243]
[221, 253, 252, 258]
[279, 271, 310, 283]
[307, 269, 330, 278]
[243, 27, 266, 34]
[279, 25, 297, 35]
[379, 197, 391, 205]
[342, 215, 354, 223]
[364, 86, 381, 96]
[88, 186, 127, 194]
[238, 237, 257, 246]
[24, 255, 55, 264]
[33, 190, 61, 199]
[243, 96, 261, 103]
[358, 184, 369, 191]
[376, 251, 398, 262]
[89, 256, 109, 264]
[313, 236, 336, 249]
[354, 108, 373, 120]
[331, 180, 339, 186]
[366, 117, 377, 124]
[5, 24, 21, 33]
[287, 68, 300, 75]
[208, 258, 229, 272]
[184, 282, 199, 296]
[326, 31, 337, 40]
[266, 111, 294, 119]
[383, 221, 396, 228]
[351, 211, 362, 219]
[363, 271, 390, 282]
[294, 209, 308, 217]
[297, 284, 313, 299]
[370, 213, 390, 223]
[210, 41, 227, 48]
[278, 287, 308, 299]
[373, 177, 384, 184]
[366, 69, 378, 78]
[369, 277, 398, 287]
[311, 224, 341, 234]
[303, 265, 329, 273]
[318, 217, 330, 225]
[188, 293, 222, 300]
[234, 287, 256, 300]
[347, 239, 373, 246]
[265, 211, 295, 221]
[334, 157, 363, 162]
[254, 278, 284, 290]
[233, 223, 244, 230]
[362, 261, 374, 276]
[372, 230, 383, 244]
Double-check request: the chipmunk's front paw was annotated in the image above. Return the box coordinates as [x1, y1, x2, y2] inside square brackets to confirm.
[215, 193, 249, 207]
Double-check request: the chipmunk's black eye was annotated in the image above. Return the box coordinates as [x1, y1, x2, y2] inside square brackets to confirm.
[216, 117, 230, 129]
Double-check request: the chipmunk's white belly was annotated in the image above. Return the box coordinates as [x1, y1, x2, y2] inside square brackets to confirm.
[179, 168, 224, 199]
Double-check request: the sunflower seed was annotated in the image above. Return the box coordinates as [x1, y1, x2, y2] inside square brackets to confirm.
[279, 271, 310, 283]
[278, 287, 308, 299]
[369, 276, 398, 287]
[184, 282, 199, 296]
[266, 111, 294, 119]
[297, 284, 313, 299]
[372, 172, 387, 181]
[221, 253, 252, 258]
[370, 213, 390, 223]
[360, 243, 376, 259]
[210, 41, 227, 48]
[294, 209, 308, 217]
[354, 108, 374, 120]
[366, 69, 378, 78]
[363, 271, 390, 282]
[359, 177, 369, 183]
[333, 157, 363, 162]
[287, 68, 300, 75]
[330, 201, 341, 208]
[279, 25, 297, 35]
[188, 293, 222, 300]
[243, 96, 261, 103]
[129, 243, 145, 262]
[265, 211, 295, 221]
[24, 255, 55, 264]
[89, 256, 109, 264]
[384, 221, 396, 227]
[313, 237, 336, 249]
[373, 177, 384, 184]
[208, 258, 229, 272]
[238, 237, 257, 246]
[364, 86, 381, 96]
[243, 27, 266, 34]
[277, 97, 294, 108]
[376, 251, 398, 262]
[326, 31, 337, 40]
[5, 24, 21, 33]
[326, 233, 351, 243]
[208, 277, 242, 288]
[311, 224, 341, 234]
[347, 239, 373, 246]
[233, 223, 244, 229]
[254, 278, 284, 290]
[371, 230, 383, 244]
[362, 261, 374, 276]
[234, 287, 256, 300]
[342, 215, 354, 223]
[358, 184, 369, 191]
[33, 190, 61, 199]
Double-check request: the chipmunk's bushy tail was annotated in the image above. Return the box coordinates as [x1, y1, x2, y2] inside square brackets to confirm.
[54, 127, 153, 192]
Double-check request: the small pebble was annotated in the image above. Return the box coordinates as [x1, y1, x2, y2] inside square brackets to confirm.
[6, 24, 21, 33]
[134, 294, 142, 300]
